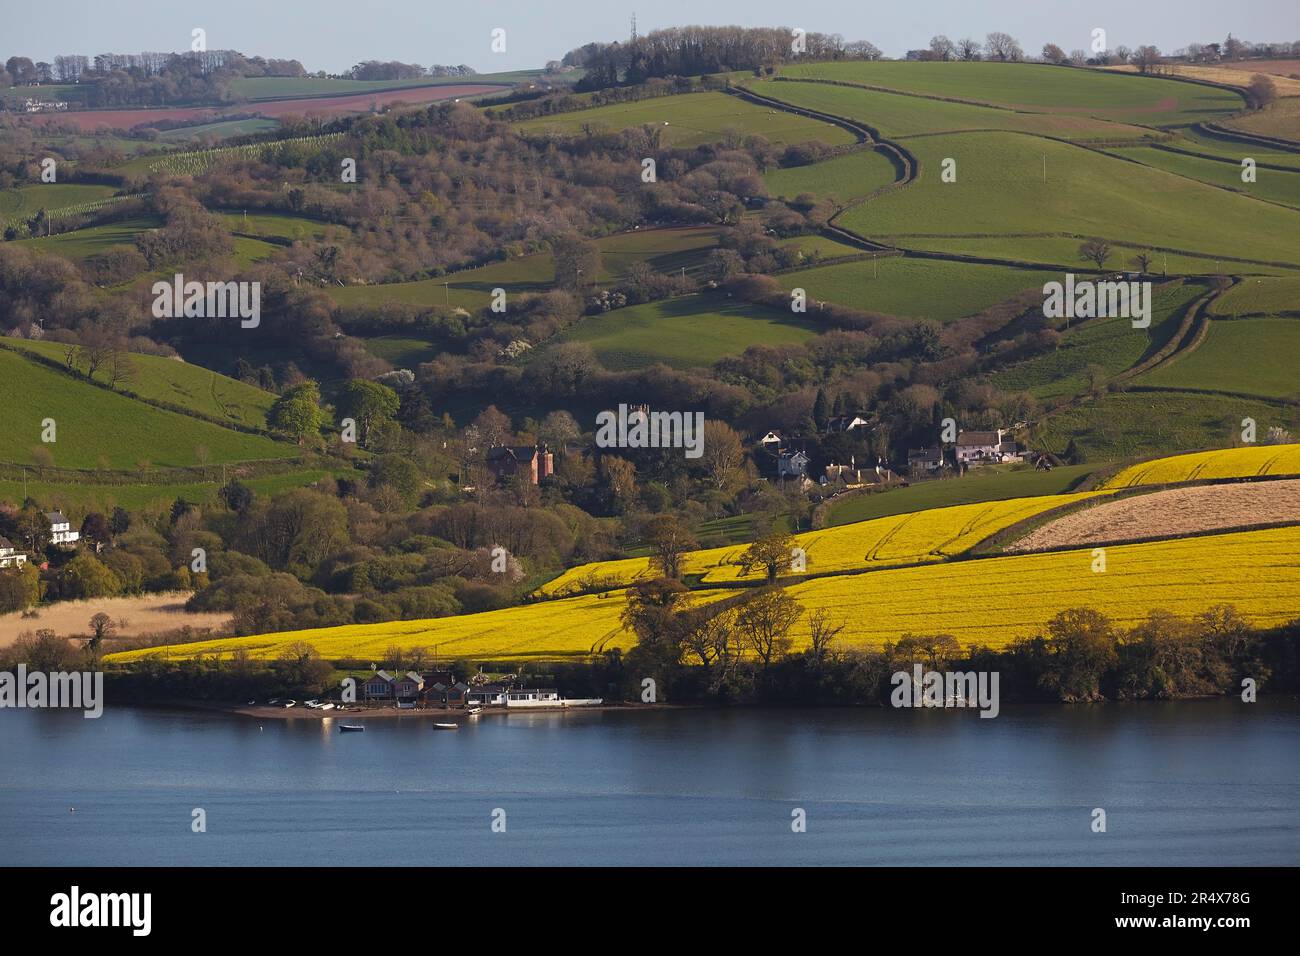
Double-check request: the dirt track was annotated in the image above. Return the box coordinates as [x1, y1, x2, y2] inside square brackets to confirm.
[1008, 479, 1300, 551]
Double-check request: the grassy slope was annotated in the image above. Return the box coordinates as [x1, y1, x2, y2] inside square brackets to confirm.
[4, 337, 276, 429]
[1171, 127, 1300, 171]
[1139, 317, 1300, 398]
[227, 72, 533, 100]
[515, 91, 857, 147]
[554, 294, 820, 369]
[1035, 391, 1300, 461]
[1211, 277, 1300, 314]
[750, 79, 1156, 141]
[841, 131, 1300, 267]
[331, 226, 722, 310]
[777, 60, 1244, 126]
[14, 216, 159, 260]
[1222, 96, 1300, 142]
[992, 281, 1203, 399]
[825, 463, 1099, 525]
[0, 349, 294, 468]
[763, 149, 899, 203]
[778, 256, 1046, 322]
[1104, 144, 1300, 208]
[0, 183, 119, 221]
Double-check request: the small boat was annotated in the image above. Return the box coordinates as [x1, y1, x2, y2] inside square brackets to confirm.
[433, 722, 459, 731]
[466, 707, 482, 717]
[318, 703, 335, 711]
[339, 724, 365, 733]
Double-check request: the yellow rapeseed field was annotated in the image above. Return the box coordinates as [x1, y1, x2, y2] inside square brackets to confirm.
[105, 527, 1300, 663]
[1102, 444, 1300, 489]
[539, 491, 1112, 595]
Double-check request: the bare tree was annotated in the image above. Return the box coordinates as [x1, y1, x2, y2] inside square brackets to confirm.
[985, 32, 1024, 62]
[1132, 45, 1163, 74]
[956, 37, 982, 61]
[1131, 251, 1154, 273]
[1078, 238, 1112, 270]
[735, 587, 803, 673]
[929, 35, 956, 61]
[807, 608, 845, 663]
[1041, 43, 1068, 64]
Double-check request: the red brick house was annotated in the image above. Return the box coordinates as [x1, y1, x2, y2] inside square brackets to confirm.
[485, 444, 554, 485]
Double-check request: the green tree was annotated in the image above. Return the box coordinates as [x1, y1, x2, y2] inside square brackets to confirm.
[339, 379, 400, 448]
[740, 528, 797, 583]
[60, 553, 123, 600]
[644, 514, 698, 580]
[268, 380, 327, 445]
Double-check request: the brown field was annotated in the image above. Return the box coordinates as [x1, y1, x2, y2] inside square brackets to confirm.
[0, 593, 231, 649]
[1104, 63, 1300, 97]
[1007, 479, 1300, 552]
[15, 84, 502, 132]
[1204, 59, 1300, 78]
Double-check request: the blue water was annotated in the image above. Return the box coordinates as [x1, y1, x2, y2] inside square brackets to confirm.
[1, 700, 1297, 866]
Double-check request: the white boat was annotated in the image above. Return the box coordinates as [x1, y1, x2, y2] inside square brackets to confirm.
[282, 700, 297, 708]
[433, 722, 459, 731]
[318, 703, 335, 711]
[339, 724, 365, 733]
[466, 707, 482, 716]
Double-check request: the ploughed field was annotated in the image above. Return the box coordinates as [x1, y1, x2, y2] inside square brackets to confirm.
[1007, 479, 1300, 551]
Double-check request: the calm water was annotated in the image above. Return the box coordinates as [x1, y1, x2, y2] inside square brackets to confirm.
[2, 700, 1298, 866]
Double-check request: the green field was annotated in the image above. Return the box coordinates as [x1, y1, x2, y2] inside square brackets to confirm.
[0, 468, 343, 514]
[778, 256, 1046, 321]
[1222, 96, 1300, 143]
[1165, 128, 1300, 171]
[515, 91, 856, 147]
[227, 72, 533, 101]
[362, 335, 440, 367]
[825, 463, 1100, 525]
[1139, 317, 1300, 398]
[895, 234, 1300, 276]
[330, 226, 722, 310]
[776, 60, 1245, 126]
[774, 233, 862, 259]
[159, 118, 280, 141]
[217, 210, 335, 243]
[554, 294, 820, 369]
[763, 149, 899, 203]
[1036, 391, 1300, 460]
[1210, 277, 1300, 315]
[1, 183, 120, 222]
[841, 131, 1300, 268]
[4, 337, 276, 429]
[1105, 145, 1300, 208]
[992, 281, 1204, 399]
[751, 79, 1156, 142]
[0, 349, 295, 469]
[15, 216, 158, 260]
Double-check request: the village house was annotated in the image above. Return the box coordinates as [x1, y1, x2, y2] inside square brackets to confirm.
[506, 688, 561, 708]
[907, 447, 945, 475]
[825, 413, 874, 435]
[359, 670, 424, 704]
[466, 684, 510, 707]
[45, 511, 79, 547]
[823, 457, 897, 489]
[485, 444, 554, 485]
[423, 675, 469, 708]
[777, 449, 810, 479]
[757, 430, 783, 450]
[955, 429, 1021, 466]
[0, 536, 28, 569]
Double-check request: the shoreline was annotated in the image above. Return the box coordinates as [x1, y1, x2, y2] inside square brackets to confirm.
[132, 699, 694, 721]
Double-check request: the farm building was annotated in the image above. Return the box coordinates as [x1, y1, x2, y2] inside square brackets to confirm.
[486, 444, 554, 485]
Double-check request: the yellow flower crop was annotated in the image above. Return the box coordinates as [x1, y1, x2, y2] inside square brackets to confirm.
[105, 527, 1300, 663]
[1103, 444, 1300, 489]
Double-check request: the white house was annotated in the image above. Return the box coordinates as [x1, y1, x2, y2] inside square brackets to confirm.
[955, 429, 1020, 465]
[826, 414, 873, 434]
[0, 536, 27, 569]
[45, 511, 79, 547]
[777, 449, 810, 478]
[758, 430, 783, 450]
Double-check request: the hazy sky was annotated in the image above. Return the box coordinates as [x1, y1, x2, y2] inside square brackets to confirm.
[4, 0, 1296, 74]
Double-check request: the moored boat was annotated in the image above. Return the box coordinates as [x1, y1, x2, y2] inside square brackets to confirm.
[339, 724, 365, 732]
[433, 722, 459, 730]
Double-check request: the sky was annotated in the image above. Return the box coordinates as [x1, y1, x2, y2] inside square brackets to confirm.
[3, 0, 1296, 74]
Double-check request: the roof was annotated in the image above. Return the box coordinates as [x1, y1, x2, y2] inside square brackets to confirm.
[45, 511, 69, 524]
[908, 447, 943, 460]
[370, 670, 394, 683]
[955, 430, 1002, 446]
[486, 445, 540, 464]
[0, 536, 14, 550]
